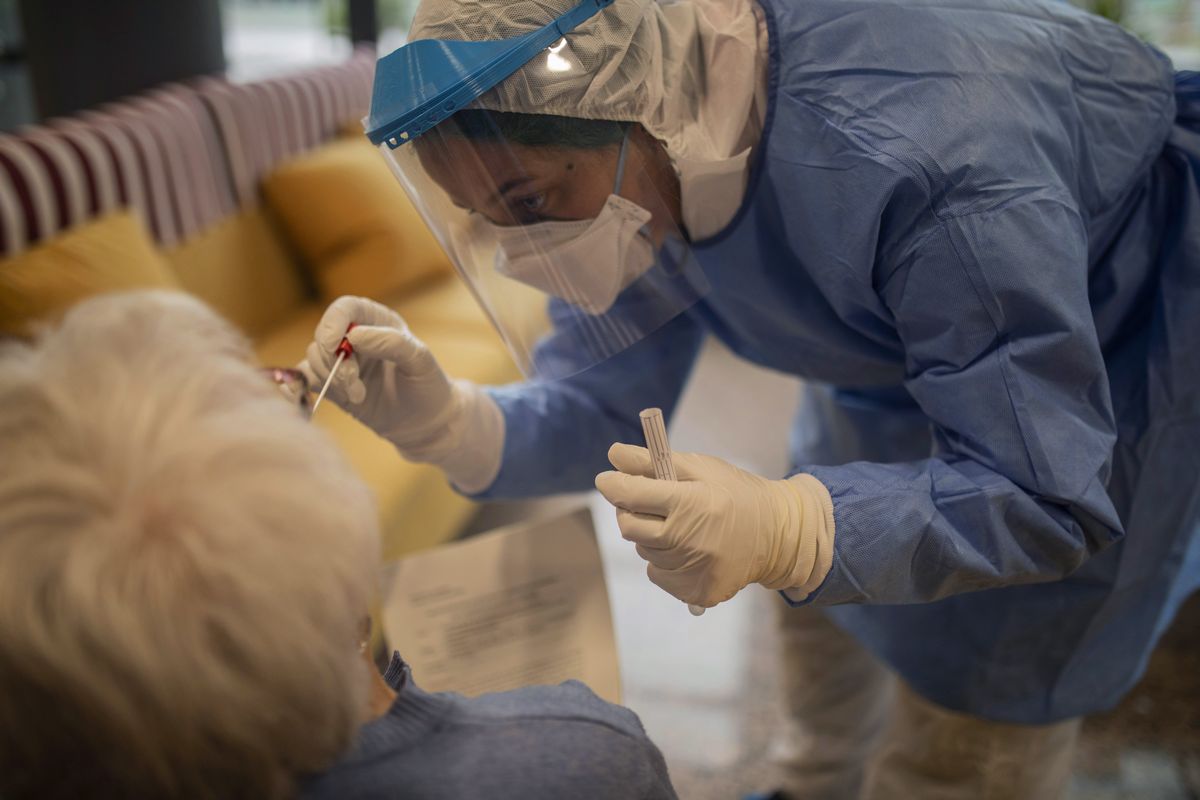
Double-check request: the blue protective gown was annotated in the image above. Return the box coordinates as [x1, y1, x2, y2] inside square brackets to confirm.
[479, 0, 1200, 723]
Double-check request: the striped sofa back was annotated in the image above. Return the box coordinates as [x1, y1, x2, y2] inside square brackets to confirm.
[0, 85, 236, 255]
[0, 49, 375, 258]
[197, 51, 375, 207]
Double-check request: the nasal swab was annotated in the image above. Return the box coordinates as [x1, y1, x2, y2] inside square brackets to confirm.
[311, 323, 356, 415]
[639, 408, 706, 617]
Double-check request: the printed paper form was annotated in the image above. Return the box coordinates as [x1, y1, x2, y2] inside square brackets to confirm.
[381, 507, 622, 705]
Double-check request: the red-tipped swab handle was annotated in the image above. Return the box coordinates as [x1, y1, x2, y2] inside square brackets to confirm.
[312, 323, 357, 416]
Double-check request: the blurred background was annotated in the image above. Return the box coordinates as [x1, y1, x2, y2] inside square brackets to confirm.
[0, 2, 1196, 798]
[0, 0, 412, 131]
[1, 0, 1198, 133]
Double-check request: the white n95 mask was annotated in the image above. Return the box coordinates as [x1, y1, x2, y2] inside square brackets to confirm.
[492, 194, 654, 315]
[380, 108, 710, 380]
[491, 127, 656, 316]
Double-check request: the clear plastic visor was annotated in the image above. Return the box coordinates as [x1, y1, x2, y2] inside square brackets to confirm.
[379, 117, 709, 380]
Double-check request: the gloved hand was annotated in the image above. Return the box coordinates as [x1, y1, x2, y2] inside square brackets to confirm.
[595, 443, 836, 608]
[299, 296, 504, 494]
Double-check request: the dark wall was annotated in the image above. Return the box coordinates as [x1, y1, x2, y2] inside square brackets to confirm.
[18, 0, 224, 119]
[0, 63, 34, 131]
[0, 0, 34, 130]
[348, 0, 378, 45]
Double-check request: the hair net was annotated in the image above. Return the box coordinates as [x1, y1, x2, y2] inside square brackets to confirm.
[408, 0, 766, 165]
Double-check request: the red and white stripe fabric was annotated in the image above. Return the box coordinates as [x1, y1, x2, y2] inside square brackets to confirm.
[0, 83, 237, 256]
[0, 50, 374, 258]
[197, 47, 375, 207]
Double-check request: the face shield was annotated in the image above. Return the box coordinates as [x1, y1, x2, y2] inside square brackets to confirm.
[365, 0, 710, 380]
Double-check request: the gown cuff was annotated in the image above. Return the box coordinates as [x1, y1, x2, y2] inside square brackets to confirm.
[780, 473, 836, 602]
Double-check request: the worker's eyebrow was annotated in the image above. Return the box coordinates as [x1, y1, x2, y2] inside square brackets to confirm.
[447, 178, 531, 213]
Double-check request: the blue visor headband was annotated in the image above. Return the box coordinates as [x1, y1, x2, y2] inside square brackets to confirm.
[366, 0, 616, 148]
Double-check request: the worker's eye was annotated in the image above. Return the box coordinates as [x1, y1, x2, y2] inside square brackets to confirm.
[516, 193, 546, 213]
[503, 193, 550, 226]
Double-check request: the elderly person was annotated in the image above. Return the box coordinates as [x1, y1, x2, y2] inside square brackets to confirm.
[0, 290, 675, 800]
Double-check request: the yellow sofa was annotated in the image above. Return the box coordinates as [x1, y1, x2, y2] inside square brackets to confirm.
[168, 136, 543, 560]
[174, 201, 528, 562]
[0, 55, 544, 561]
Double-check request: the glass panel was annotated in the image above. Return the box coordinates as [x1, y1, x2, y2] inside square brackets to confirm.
[221, 0, 352, 81]
[377, 0, 419, 56]
[1075, 0, 1200, 68]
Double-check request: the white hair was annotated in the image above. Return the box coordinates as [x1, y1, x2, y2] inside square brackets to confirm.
[0, 290, 380, 799]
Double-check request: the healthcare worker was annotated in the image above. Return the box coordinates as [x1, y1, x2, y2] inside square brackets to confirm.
[301, 0, 1200, 796]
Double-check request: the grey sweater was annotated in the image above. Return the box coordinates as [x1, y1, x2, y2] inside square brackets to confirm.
[300, 654, 678, 799]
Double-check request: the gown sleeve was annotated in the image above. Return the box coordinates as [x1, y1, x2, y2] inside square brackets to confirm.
[796, 194, 1125, 606]
[474, 307, 705, 499]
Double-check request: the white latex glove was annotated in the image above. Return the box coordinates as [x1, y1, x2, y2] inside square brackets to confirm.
[299, 296, 504, 494]
[595, 443, 836, 608]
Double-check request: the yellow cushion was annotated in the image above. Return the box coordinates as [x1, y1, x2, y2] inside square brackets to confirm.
[297, 398, 478, 561]
[339, 119, 367, 139]
[388, 275, 549, 355]
[0, 212, 180, 336]
[163, 208, 310, 338]
[262, 137, 452, 304]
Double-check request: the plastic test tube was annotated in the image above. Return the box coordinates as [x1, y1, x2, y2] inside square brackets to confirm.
[639, 408, 706, 617]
